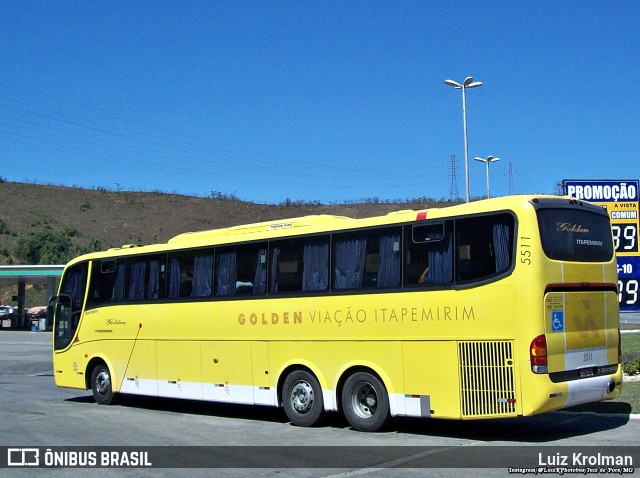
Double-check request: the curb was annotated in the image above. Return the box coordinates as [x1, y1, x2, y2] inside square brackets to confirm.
[554, 410, 640, 420]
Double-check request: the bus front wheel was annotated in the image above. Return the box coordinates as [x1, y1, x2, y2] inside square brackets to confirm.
[90, 364, 115, 405]
[342, 372, 389, 432]
[282, 370, 325, 427]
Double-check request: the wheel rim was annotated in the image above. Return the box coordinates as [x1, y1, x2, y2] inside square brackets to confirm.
[290, 380, 314, 414]
[95, 369, 110, 396]
[351, 381, 377, 419]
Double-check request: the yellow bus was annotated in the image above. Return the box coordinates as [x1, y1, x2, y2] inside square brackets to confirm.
[50, 195, 622, 432]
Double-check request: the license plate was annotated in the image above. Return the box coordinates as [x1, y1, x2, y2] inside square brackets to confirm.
[579, 368, 595, 378]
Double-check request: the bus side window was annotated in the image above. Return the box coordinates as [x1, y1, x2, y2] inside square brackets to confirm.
[167, 251, 213, 299]
[215, 243, 268, 297]
[216, 250, 237, 296]
[192, 254, 213, 297]
[124, 255, 167, 301]
[333, 235, 367, 289]
[404, 222, 453, 286]
[61, 262, 88, 312]
[455, 214, 514, 282]
[88, 259, 124, 306]
[146, 258, 166, 300]
[270, 237, 329, 293]
[333, 227, 401, 290]
[127, 259, 148, 301]
[270, 243, 302, 293]
[302, 239, 329, 291]
[54, 262, 88, 349]
[252, 248, 267, 295]
[168, 257, 190, 298]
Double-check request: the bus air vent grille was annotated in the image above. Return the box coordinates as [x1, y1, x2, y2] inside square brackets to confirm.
[458, 341, 516, 417]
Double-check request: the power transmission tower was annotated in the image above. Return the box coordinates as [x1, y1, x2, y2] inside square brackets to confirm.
[449, 154, 460, 201]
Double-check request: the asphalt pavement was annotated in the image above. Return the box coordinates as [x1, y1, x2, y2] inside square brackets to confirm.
[621, 312, 640, 324]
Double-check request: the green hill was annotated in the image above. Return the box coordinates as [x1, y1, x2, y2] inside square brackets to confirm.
[0, 180, 453, 305]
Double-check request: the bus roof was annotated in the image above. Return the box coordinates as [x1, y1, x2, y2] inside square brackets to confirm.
[168, 214, 355, 244]
[67, 195, 577, 264]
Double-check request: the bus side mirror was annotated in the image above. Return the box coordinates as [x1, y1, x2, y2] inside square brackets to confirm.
[51, 294, 75, 350]
[50, 294, 72, 333]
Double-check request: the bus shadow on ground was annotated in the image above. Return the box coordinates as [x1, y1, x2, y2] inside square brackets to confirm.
[392, 411, 631, 443]
[65, 393, 631, 442]
[66, 393, 289, 425]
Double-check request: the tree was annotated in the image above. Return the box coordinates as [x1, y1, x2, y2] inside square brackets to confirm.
[14, 228, 74, 264]
[554, 181, 565, 195]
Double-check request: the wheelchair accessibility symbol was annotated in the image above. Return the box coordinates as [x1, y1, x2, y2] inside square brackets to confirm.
[551, 311, 564, 332]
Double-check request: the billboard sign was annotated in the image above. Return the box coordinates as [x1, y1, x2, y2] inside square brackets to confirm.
[564, 179, 639, 312]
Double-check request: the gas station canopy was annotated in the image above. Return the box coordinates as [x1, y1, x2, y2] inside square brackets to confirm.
[0, 265, 64, 285]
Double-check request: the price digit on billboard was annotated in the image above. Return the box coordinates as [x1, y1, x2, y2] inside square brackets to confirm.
[611, 223, 638, 253]
[564, 179, 640, 312]
[619, 279, 639, 306]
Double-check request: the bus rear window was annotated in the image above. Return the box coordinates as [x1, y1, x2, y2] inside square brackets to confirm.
[537, 208, 614, 262]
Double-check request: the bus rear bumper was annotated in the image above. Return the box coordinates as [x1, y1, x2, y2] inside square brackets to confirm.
[560, 374, 620, 409]
[522, 365, 622, 415]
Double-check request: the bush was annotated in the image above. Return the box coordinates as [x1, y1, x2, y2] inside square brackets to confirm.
[61, 225, 78, 237]
[75, 238, 102, 255]
[0, 219, 10, 235]
[622, 351, 640, 375]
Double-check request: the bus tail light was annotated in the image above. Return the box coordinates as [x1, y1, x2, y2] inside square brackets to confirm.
[530, 335, 548, 374]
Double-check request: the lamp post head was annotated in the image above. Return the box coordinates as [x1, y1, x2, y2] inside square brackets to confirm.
[475, 155, 500, 163]
[444, 79, 462, 89]
[464, 77, 483, 88]
[445, 77, 483, 90]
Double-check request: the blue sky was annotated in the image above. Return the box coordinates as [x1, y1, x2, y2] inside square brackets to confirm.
[1, 1, 638, 204]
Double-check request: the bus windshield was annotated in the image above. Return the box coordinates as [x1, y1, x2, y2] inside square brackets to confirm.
[537, 208, 614, 262]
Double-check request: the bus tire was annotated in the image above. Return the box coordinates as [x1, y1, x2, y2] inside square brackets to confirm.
[282, 370, 325, 427]
[90, 363, 115, 405]
[341, 372, 389, 432]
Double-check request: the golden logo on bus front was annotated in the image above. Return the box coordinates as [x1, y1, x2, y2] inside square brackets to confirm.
[556, 222, 589, 234]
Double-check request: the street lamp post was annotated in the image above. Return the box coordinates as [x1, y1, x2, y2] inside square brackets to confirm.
[474, 155, 500, 198]
[444, 76, 483, 202]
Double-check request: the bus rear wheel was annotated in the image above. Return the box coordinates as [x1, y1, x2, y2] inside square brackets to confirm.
[90, 364, 115, 405]
[341, 372, 389, 432]
[282, 370, 325, 427]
